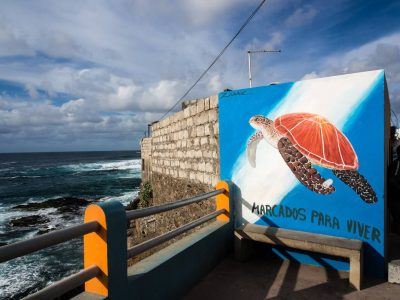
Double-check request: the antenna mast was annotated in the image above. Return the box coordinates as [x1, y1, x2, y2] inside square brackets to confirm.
[247, 49, 281, 87]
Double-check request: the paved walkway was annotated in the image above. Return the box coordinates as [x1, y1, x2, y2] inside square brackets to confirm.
[185, 254, 400, 300]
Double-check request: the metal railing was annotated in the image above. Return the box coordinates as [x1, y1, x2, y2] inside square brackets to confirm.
[127, 209, 226, 258]
[0, 183, 230, 299]
[0, 221, 99, 263]
[126, 189, 225, 220]
[0, 221, 100, 299]
[25, 265, 101, 300]
[126, 188, 226, 258]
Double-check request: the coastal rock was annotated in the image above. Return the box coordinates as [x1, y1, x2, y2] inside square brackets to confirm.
[10, 215, 50, 227]
[126, 196, 140, 211]
[12, 197, 91, 211]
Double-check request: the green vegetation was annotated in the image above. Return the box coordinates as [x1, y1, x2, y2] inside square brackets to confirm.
[138, 181, 153, 208]
[125, 181, 153, 210]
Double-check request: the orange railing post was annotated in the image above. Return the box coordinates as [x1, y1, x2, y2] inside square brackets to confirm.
[84, 200, 127, 298]
[84, 204, 108, 296]
[215, 180, 231, 222]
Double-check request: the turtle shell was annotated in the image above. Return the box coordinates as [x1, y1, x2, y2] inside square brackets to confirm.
[274, 112, 358, 170]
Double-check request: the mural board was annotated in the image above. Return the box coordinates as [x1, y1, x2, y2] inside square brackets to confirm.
[219, 70, 388, 277]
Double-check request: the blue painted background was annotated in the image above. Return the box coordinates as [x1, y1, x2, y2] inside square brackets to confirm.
[219, 72, 387, 278]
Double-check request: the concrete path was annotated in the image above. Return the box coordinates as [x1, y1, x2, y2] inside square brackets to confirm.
[185, 254, 400, 300]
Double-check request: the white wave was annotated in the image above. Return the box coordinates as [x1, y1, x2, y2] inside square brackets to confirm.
[232, 70, 383, 224]
[0, 254, 44, 298]
[45, 209, 85, 230]
[0, 189, 139, 297]
[2, 175, 42, 179]
[0, 161, 17, 165]
[0, 207, 58, 236]
[63, 159, 141, 172]
[0, 239, 82, 299]
[118, 172, 142, 179]
[26, 195, 69, 203]
[100, 190, 139, 206]
[0, 210, 37, 225]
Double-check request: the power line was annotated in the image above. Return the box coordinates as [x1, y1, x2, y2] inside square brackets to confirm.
[391, 109, 399, 127]
[157, 0, 267, 121]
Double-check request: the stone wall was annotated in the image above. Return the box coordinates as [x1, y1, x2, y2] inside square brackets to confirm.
[127, 172, 216, 266]
[148, 95, 220, 188]
[140, 137, 152, 182]
[129, 95, 221, 265]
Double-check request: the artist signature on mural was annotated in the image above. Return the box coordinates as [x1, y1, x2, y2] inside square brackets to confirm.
[220, 90, 249, 99]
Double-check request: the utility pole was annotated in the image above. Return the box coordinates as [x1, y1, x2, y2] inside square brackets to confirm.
[247, 49, 281, 87]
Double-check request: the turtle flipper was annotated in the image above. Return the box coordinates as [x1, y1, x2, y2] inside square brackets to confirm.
[278, 137, 335, 195]
[247, 131, 264, 168]
[333, 170, 377, 203]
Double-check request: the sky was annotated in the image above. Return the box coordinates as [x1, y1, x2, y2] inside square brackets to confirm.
[0, 0, 399, 153]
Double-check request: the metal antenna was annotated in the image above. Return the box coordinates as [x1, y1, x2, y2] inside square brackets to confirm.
[247, 49, 281, 87]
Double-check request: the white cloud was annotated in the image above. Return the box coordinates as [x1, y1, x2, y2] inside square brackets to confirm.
[0, 1, 399, 151]
[285, 5, 317, 27]
[0, 95, 161, 151]
[0, 21, 35, 56]
[301, 71, 319, 80]
[306, 33, 400, 117]
[207, 74, 223, 93]
[25, 83, 38, 99]
[263, 31, 284, 50]
[183, 0, 253, 25]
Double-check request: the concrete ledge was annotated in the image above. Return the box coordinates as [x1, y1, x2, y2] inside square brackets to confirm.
[238, 224, 362, 251]
[71, 292, 105, 300]
[236, 224, 363, 290]
[127, 220, 233, 299]
[389, 260, 400, 283]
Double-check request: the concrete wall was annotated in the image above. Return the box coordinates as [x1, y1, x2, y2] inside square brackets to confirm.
[127, 220, 233, 300]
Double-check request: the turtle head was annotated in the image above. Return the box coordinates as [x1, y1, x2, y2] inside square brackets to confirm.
[249, 115, 273, 130]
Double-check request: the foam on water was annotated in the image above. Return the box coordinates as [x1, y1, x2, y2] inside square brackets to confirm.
[63, 159, 141, 173]
[0, 151, 141, 298]
[0, 193, 136, 298]
[100, 190, 140, 206]
[0, 239, 83, 299]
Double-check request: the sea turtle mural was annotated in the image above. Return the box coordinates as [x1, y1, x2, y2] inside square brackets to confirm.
[247, 112, 377, 203]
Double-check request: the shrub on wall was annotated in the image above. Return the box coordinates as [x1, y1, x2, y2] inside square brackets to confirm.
[138, 181, 153, 208]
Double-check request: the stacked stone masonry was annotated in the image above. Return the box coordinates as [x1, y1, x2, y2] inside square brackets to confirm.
[140, 137, 152, 181]
[131, 95, 220, 266]
[141, 95, 220, 188]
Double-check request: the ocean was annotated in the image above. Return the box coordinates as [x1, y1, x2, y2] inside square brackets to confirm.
[0, 151, 141, 299]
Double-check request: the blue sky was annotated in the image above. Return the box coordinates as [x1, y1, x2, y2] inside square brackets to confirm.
[0, 0, 399, 152]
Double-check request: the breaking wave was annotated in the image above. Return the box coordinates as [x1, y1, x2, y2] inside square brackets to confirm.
[63, 159, 141, 173]
[99, 190, 139, 206]
[0, 151, 141, 298]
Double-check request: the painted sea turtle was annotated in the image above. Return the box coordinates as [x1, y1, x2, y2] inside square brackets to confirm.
[247, 112, 377, 203]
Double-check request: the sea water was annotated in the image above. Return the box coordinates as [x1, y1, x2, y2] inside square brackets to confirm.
[0, 151, 141, 299]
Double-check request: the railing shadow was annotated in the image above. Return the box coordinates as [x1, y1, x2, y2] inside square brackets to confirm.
[267, 277, 350, 300]
[238, 197, 350, 298]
